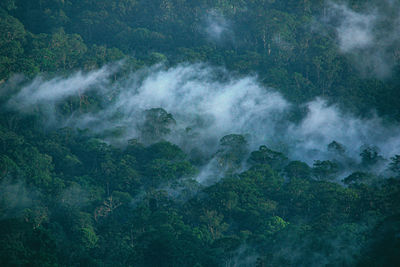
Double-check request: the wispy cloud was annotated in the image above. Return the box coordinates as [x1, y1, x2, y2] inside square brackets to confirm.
[202, 10, 234, 43]
[6, 62, 400, 179]
[322, 1, 400, 78]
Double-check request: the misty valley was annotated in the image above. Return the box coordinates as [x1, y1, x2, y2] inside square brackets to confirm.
[1, 0, 400, 266]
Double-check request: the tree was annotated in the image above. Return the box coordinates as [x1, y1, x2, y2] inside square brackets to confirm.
[145, 159, 195, 187]
[312, 160, 339, 180]
[249, 145, 288, 171]
[31, 29, 87, 71]
[140, 108, 176, 144]
[0, 11, 26, 79]
[328, 140, 346, 155]
[388, 155, 400, 177]
[360, 145, 385, 169]
[284, 160, 311, 180]
[146, 141, 186, 161]
[200, 210, 228, 241]
[343, 171, 377, 186]
[215, 134, 248, 171]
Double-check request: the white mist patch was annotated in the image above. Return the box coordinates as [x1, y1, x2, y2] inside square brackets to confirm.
[327, 2, 376, 53]
[6, 63, 400, 176]
[70, 64, 290, 153]
[323, 1, 400, 78]
[0, 179, 36, 219]
[203, 10, 232, 42]
[288, 99, 400, 164]
[9, 66, 115, 110]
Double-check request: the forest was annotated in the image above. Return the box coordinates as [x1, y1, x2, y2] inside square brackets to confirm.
[0, 0, 400, 266]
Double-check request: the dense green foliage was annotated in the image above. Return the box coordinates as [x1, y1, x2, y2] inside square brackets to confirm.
[1, 0, 400, 266]
[1, 0, 400, 118]
[1, 112, 400, 266]
[1, 110, 400, 266]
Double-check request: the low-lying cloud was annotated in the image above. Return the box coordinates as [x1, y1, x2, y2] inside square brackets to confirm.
[323, 0, 400, 78]
[0, 179, 36, 220]
[6, 63, 400, 178]
[202, 10, 233, 43]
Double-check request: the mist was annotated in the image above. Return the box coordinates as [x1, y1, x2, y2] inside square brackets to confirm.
[0, 179, 36, 220]
[202, 9, 233, 43]
[2, 1, 400, 265]
[323, 0, 400, 78]
[6, 62, 400, 180]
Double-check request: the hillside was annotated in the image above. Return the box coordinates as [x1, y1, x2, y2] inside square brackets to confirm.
[1, 1, 400, 266]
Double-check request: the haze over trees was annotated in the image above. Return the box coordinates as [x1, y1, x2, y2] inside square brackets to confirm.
[1, 0, 400, 266]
